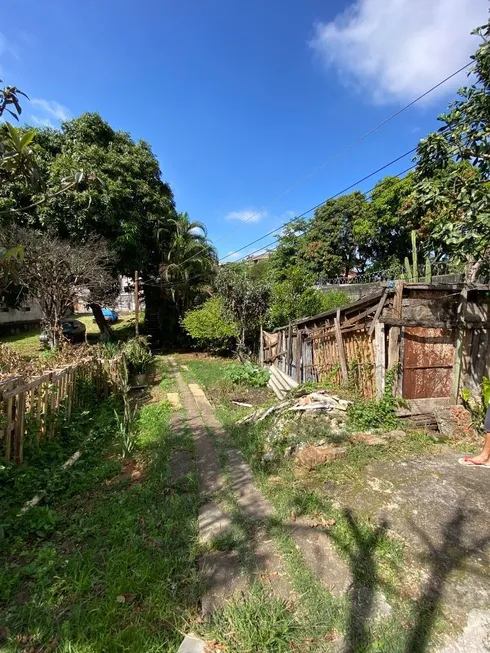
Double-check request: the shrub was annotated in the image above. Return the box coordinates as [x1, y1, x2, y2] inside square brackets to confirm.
[182, 296, 238, 352]
[224, 362, 270, 388]
[347, 368, 399, 431]
[122, 336, 152, 375]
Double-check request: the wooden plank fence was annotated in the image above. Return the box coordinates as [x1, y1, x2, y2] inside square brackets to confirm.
[0, 356, 123, 464]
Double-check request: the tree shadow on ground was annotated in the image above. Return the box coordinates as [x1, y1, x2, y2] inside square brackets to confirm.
[405, 503, 490, 653]
[329, 508, 389, 653]
[330, 503, 490, 653]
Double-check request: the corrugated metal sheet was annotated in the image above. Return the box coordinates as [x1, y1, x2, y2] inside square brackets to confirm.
[402, 327, 455, 399]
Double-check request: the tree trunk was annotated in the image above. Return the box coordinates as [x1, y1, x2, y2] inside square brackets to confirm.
[89, 302, 113, 342]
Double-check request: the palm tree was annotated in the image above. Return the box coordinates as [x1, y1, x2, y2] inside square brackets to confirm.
[161, 213, 217, 317]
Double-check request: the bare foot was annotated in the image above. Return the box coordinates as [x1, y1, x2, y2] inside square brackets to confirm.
[465, 454, 490, 464]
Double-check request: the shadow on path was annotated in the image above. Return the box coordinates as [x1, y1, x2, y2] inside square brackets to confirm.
[405, 503, 490, 653]
[329, 508, 388, 653]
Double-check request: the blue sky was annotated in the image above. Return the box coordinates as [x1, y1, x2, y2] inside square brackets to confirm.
[1, 0, 488, 260]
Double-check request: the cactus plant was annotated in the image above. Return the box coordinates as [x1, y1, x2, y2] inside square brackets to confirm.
[411, 231, 419, 282]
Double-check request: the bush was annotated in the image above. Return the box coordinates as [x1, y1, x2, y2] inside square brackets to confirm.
[122, 336, 152, 375]
[224, 362, 270, 388]
[267, 265, 349, 328]
[182, 296, 238, 352]
[347, 369, 399, 431]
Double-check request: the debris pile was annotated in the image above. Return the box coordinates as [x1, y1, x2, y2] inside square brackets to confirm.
[237, 389, 410, 468]
[237, 389, 352, 425]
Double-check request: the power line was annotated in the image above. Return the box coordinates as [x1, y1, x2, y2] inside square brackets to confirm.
[172, 60, 471, 271]
[142, 159, 417, 291]
[212, 60, 471, 234]
[219, 147, 418, 263]
[230, 162, 417, 265]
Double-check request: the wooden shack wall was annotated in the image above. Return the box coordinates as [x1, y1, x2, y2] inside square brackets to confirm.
[264, 285, 490, 405]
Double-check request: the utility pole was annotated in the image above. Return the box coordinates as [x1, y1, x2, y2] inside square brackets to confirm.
[134, 270, 139, 336]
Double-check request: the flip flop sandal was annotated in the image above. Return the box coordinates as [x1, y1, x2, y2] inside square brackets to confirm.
[458, 457, 490, 467]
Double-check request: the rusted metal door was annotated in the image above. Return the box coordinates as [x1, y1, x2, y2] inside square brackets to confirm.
[402, 327, 455, 399]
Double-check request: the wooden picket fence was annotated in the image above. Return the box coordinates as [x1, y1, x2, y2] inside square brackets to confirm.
[0, 356, 124, 464]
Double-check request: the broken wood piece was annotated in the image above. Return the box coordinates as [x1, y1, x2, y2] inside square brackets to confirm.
[19, 449, 82, 515]
[232, 401, 253, 408]
[289, 403, 333, 412]
[368, 288, 389, 337]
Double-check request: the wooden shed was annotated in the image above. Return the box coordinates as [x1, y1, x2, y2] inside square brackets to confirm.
[261, 282, 490, 410]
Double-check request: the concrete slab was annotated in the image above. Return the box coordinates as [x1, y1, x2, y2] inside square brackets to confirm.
[198, 502, 233, 544]
[227, 449, 274, 521]
[439, 609, 490, 652]
[286, 519, 352, 597]
[167, 392, 182, 409]
[330, 451, 490, 628]
[177, 634, 206, 653]
[188, 384, 206, 397]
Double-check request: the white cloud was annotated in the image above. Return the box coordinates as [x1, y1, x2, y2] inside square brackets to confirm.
[225, 209, 268, 224]
[30, 114, 56, 128]
[31, 98, 71, 122]
[310, 0, 488, 104]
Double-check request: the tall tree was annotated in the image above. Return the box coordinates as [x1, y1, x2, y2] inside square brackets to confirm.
[353, 174, 416, 271]
[161, 212, 217, 318]
[301, 191, 368, 279]
[409, 20, 490, 281]
[215, 264, 270, 357]
[0, 113, 184, 339]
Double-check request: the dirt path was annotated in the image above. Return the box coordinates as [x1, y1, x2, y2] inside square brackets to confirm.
[169, 359, 295, 616]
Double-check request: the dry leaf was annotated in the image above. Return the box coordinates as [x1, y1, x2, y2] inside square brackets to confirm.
[290, 510, 297, 522]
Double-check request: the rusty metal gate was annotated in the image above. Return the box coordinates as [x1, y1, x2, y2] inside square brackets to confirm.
[402, 327, 456, 399]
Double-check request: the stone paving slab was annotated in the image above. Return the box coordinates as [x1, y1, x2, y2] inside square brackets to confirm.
[227, 449, 274, 521]
[167, 392, 182, 409]
[285, 519, 352, 597]
[177, 633, 206, 653]
[198, 502, 233, 544]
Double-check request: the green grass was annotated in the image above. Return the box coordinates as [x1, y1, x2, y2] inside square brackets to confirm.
[1, 313, 140, 358]
[0, 388, 200, 652]
[180, 357, 455, 651]
[205, 583, 298, 653]
[176, 355, 234, 389]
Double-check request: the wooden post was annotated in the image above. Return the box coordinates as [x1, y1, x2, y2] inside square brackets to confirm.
[134, 270, 140, 336]
[14, 392, 25, 464]
[259, 325, 264, 366]
[452, 285, 469, 402]
[374, 322, 386, 398]
[287, 323, 293, 377]
[334, 311, 349, 385]
[387, 280, 404, 393]
[294, 329, 302, 383]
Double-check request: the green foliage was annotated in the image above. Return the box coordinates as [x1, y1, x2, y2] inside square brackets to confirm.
[122, 336, 153, 374]
[347, 368, 399, 431]
[207, 583, 297, 653]
[353, 174, 416, 271]
[215, 265, 270, 352]
[224, 362, 270, 388]
[162, 212, 218, 318]
[267, 264, 349, 327]
[409, 21, 490, 280]
[182, 296, 238, 352]
[301, 191, 368, 278]
[114, 359, 139, 457]
[461, 376, 490, 427]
